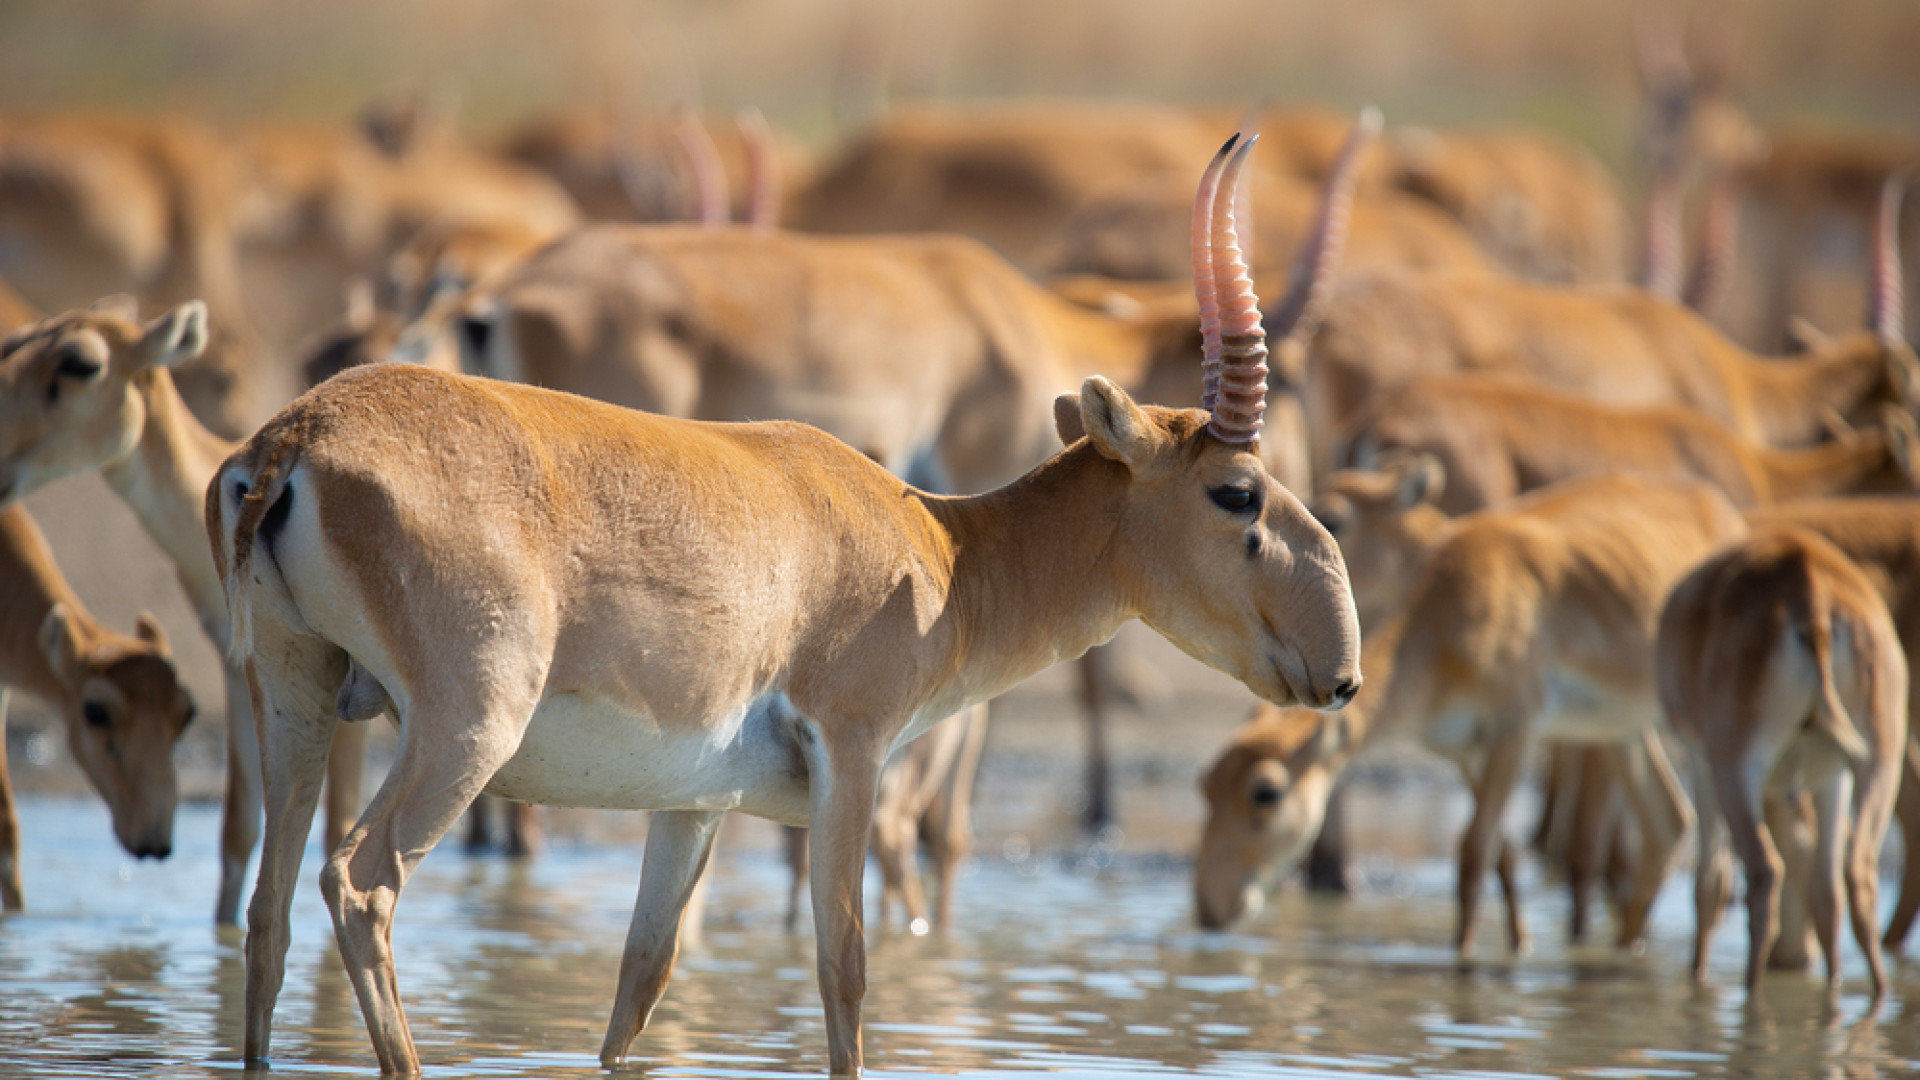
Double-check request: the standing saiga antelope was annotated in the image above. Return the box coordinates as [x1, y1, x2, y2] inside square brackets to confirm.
[1746, 496, 1920, 959]
[215, 133, 1361, 1076]
[1658, 527, 1907, 997]
[463, 113, 1379, 836]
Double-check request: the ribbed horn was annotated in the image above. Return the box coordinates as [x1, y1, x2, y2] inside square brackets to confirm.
[1870, 174, 1907, 344]
[1683, 166, 1739, 314]
[1232, 101, 1265, 265]
[738, 108, 779, 231]
[1193, 134, 1238, 411]
[672, 110, 728, 226]
[1266, 106, 1381, 346]
[1207, 136, 1267, 444]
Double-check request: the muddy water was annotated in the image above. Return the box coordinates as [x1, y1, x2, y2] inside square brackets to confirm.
[1, 799, 1916, 1080]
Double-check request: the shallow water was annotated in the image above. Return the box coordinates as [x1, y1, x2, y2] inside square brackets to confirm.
[3, 800, 1918, 1079]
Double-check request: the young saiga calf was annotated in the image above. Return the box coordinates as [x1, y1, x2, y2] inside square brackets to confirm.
[1658, 527, 1907, 997]
[214, 134, 1361, 1077]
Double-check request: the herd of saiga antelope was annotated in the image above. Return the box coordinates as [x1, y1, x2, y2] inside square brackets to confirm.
[0, 35, 1917, 1079]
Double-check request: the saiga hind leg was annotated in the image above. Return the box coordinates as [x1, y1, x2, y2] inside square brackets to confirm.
[319, 669, 545, 1075]
[217, 663, 262, 927]
[1880, 738, 1920, 952]
[241, 634, 350, 1067]
[1713, 754, 1784, 992]
[1805, 776, 1850, 995]
[1690, 756, 1732, 982]
[1764, 793, 1816, 971]
[1609, 731, 1694, 948]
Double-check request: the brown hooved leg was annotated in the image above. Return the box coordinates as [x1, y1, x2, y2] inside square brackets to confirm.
[1455, 731, 1528, 958]
[1610, 732, 1693, 949]
[0, 692, 23, 911]
[600, 810, 724, 1066]
[807, 738, 885, 1076]
[217, 664, 263, 927]
[318, 671, 543, 1075]
[242, 638, 350, 1067]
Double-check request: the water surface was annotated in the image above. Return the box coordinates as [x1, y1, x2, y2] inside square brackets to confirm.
[2, 800, 1915, 1079]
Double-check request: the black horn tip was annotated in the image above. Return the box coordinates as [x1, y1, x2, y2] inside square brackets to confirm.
[1217, 133, 1240, 156]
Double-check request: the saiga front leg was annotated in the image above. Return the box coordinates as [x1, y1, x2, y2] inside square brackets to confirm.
[1455, 730, 1529, 958]
[808, 735, 886, 1076]
[599, 809, 724, 1065]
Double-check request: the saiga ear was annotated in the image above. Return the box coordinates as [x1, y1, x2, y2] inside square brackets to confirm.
[1053, 393, 1087, 446]
[88, 294, 141, 322]
[1078, 376, 1165, 469]
[38, 603, 79, 680]
[134, 611, 172, 658]
[140, 301, 210, 369]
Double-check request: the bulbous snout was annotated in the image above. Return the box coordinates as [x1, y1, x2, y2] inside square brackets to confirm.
[1266, 491, 1363, 711]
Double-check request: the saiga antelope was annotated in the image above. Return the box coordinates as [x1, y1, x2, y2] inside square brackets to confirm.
[215, 133, 1360, 1076]
[462, 114, 1377, 834]
[0, 111, 272, 436]
[1035, 149, 1495, 285]
[0, 297, 365, 924]
[0, 502, 195, 905]
[1658, 527, 1907, 996]
[1341, 374, 1920, 514]
[1199, 103, 1629, 284]
[1747, 496, 1920, 957]
[227, 103, 579, 354]
[497, 107, 801, 226]
[1297, 174, 1917, 479]
[1201, 468, 1747, 951]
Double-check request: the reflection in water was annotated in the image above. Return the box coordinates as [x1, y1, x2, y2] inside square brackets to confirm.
[0, 800, 1913, 1078]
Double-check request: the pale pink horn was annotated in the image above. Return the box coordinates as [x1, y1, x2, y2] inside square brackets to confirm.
[1193, 133, 1239, 411]
[1207, 135, 1267, 443]
[1870, 174, 1907, 345]
[672, 111, 729, 226]
[738, 107, 779, 231]
[1266, 106, 1381, 347]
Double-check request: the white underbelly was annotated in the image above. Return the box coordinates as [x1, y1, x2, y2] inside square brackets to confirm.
[1536, 669, 1657, 743]
[483, 691, 811, 821]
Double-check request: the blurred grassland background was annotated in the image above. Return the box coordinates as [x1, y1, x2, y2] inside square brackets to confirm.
[0, 0, 1913, 167]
